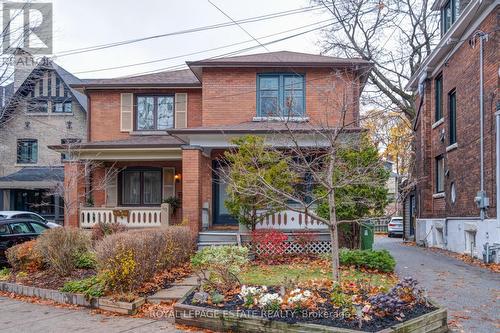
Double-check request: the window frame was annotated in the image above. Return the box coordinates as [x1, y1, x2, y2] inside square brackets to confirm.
[435, 155, 445, 193]
[441, 0, 459, 36]
[118, 167, 163, 206]
[448, 88, 457, 145]
[52, 99, 73, 114]
[256, 73, 306, 117]
[16, 139, 38, 164]
[434, 73, 443, 122]
[134, 94, 175, 131]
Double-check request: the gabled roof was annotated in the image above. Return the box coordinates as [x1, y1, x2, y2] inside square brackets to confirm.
[73, 69, 201, 89]
[1, 58, 88, 115]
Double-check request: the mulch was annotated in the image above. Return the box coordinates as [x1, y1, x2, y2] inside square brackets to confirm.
[7, 268, 96, 290]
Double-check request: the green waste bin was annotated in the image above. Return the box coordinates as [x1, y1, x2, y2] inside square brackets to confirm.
[360, 221, 374, 250]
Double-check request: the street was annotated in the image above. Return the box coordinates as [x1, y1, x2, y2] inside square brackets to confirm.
[375, 236, 500, 333]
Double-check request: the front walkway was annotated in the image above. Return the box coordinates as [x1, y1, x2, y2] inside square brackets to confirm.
[0, 296, 182, 333]
[375, 236, 500, 333]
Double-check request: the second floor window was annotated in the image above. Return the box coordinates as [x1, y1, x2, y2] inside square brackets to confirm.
[441, 0, 460, 35]
[257, 74, 305, 117]
[435, 155, 445, 193]
[17, 139, 37, 164]
[136, 95, 174, 130]
[53, 101, 73, 113]
[435, 74, 443, 121]
[449, 89, 457, 145]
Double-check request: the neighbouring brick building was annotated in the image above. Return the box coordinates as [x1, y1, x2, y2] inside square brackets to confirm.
[52, 51, 371, 243]
[0, 49, 87, 222]
[405, 0, 499, 260]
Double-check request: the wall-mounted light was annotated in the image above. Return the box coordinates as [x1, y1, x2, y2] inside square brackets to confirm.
[174, 173, 181, 182]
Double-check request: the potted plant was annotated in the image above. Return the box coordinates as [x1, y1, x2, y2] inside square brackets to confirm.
[163, 196, 181, 216]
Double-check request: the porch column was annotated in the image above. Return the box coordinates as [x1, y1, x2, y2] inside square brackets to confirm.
[64, 162, 86, 228]
[182, 146, 204, 233]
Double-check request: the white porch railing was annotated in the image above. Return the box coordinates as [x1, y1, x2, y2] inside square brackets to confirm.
[79, 206, 166, 228]
[255, 210, 327, 230]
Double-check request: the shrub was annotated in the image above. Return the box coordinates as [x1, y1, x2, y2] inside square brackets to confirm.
[91, 222, 126, 242]
[251, 229, 289, 257]
[95, 227, 195, 294]
[339, 249, 395, 272]
[292, 230, 318, 253]
[6, 240, 43, 272]
[61, 275, 105, 299]
[191, 245, 249, 292]
[0, 267, 10, 280]
[35, 228, 91, 276]
[75, 251, 97, 269]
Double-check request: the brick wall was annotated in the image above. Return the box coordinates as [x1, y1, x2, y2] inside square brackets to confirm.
[415, 7, 499, 219]
[201, 67, 360, 127]
[88, 89, 202, 142]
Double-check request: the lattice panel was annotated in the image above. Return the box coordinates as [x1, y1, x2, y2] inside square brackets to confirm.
[247, 241, 332, 255]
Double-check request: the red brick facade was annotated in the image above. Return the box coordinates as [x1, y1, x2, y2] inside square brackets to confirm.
[414, 7, 499, 219]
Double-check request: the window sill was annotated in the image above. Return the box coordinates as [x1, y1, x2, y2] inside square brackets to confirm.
[26, 112, 49, 116]
[446, 143, 458, 152]
[252, 116, 309, 122]
[432, 118, 444, 129]
[433, 192, 445, 199]
[130, 130, 169, 136]
[15, 163, 38, 167]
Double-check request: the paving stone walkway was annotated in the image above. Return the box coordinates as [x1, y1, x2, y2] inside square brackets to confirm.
[375, 236, 500, 333]
[147, 274, 199, 304]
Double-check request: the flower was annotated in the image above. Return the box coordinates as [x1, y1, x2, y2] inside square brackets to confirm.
[258, 293, 283, 308]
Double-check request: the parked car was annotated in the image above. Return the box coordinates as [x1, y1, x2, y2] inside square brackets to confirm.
[0, 211, 61, 228]
[388, 217, 403, 237]
[0, 219, 50, 265]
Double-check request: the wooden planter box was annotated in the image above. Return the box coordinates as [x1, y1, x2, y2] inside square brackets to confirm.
[174, 296, 447, 333]
[98, 297, 145, 315]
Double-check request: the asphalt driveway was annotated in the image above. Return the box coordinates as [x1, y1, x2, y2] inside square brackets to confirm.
[375, 236, 500, 333]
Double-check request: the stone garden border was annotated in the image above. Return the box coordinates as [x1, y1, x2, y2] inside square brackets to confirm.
[0, 281, 144, 315]
[174, 290, 448, 333]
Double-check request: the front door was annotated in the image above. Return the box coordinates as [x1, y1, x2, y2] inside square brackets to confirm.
[212, 162, 237, 225]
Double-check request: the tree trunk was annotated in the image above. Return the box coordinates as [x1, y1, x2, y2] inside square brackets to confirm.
[328, 188, 340, 282]
[329, 223, 340, 282]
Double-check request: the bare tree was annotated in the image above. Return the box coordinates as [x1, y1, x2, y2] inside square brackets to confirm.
[315, 0, 439, 119]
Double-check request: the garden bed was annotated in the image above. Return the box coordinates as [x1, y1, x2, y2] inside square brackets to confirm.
[176, 287, 444, 333]
[5, 268, 96, 290]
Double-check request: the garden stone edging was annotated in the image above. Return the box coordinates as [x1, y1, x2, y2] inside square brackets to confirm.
[0, 281, 99, 308]
[173, 289, 448, 333]
[0, 281, 145, 315]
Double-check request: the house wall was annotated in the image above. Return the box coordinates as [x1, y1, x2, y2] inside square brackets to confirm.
[414, 7, 499, 220]
[201, 67, 360, 126]
[0, 100, 86, 177]
[88, 89, 202, 142]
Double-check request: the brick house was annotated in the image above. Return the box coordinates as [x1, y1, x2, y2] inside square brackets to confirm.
[0, 49, 87, 222]
[405, 0, 499, 260]
[52, 51, 371, 243]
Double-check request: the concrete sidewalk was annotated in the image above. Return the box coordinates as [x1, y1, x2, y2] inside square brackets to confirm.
[0, 296, 182, 333]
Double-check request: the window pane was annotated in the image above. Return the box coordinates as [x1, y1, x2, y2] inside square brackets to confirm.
[449, 91, 456, 144]
[260, 90, 279, 116]
[285, 91, 304, 116]
[157, 96, 174, 130]
[0, 224, 10, 235]
[284, 76, 303, 91]
[436, 157, 444, 193]
[17, 140, 37, 164]
[259, 77, 279, 90]
[10, 222, 32, 234]
[30, 222, 48, 234]
[122, 171, 141, 205]
[64, 102, 72, 113]
[435, 75, 443, 121]
[143, 171, 162, 204]
[53, 102, 63, 113]
[137, 97, 154, 130]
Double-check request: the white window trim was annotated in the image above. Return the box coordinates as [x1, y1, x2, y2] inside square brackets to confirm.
[432, 118, 444, 129]
[252, 116, 309, 122]
[446, 142, 458, 152]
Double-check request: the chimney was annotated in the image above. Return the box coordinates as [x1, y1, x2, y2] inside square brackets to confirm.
[13, 48, 37, 91]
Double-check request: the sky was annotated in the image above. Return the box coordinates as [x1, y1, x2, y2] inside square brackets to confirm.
[44, 0, 330, 79]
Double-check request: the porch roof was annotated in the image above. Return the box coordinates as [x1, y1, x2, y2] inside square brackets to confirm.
[0, 167, 63, 189]
[48, 136, 184, 161]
